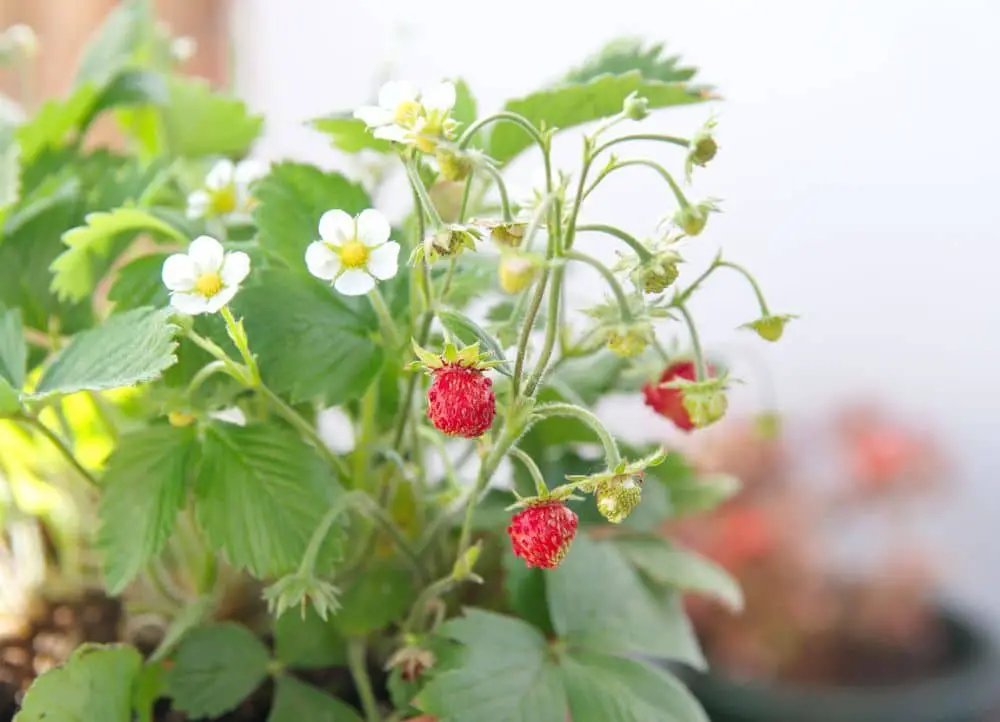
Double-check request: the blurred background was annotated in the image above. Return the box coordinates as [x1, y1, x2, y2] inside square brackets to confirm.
[1, 0, 998, 681]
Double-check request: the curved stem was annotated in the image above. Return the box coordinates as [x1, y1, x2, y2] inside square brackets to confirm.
[672, 256, 721, 307]
[481, 163, 513, 221]
[509, 446, 548, 496]
[583, 158, 689, 209]
[258, 385, 351, 480]
[510, 266, 549, 398]
[369, 286, 402, 348]
[404, 159, 443, 229]
[458, 111, 546, 154]
[525, 265, 565, 396]
[718, 260, 771, 315]
[532, 402, 621, 468]
[564, 250, 634, 321]
[592, 132, 690, 158]
[403, 576, 455, 635]
[22, 415, 97, 487]
[458, 171, 474, 222]
[186, 360, 229, 396]
[575, 224, 652, 261]
[298, 491, 368, 575]
[676, 302, 707, 382]
[360, 499, 427, 579]
[347, 638, 380, 722]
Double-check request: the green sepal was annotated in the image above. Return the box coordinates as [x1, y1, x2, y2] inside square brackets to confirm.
[740, 313, 798, 342]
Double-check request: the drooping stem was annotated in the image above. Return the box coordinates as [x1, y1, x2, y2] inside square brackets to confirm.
[575, 224, 652, 261]
[718, 260, 771, 315]
[369, 286, 402, 349]
[592, 132, 690, 158]
[672, 254, 722, 306]
[258, 385, 351, 480]
[676, 302, 708, 382]
[564, 250, 634, 321]
[532, 403, 621, 468]
[22, 415, 97, 487]
[508, 446, 548, 496]
[298, 491, 368, 576]
[347, 638, 380, 722]
[458, 111, 547, 154]
[524, 264, 565, 396]
[583, 158, 689, 209]
[480, 163, 513, 222]
[510, 266, 550, 399]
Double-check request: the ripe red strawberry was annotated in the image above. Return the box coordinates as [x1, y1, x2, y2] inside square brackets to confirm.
[643, 360, 714, 432]
[507, 500, 578, 569]
[427, 364, 496, 438]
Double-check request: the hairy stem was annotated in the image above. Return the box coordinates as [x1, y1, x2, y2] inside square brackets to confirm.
[23, 415, 97, 487]
[676, 302, 708, 382]
[564, 250, 634, 321]
[258, 385, 351, 480]
[575, 224, 652, 261]
[347, 638, 380, 722]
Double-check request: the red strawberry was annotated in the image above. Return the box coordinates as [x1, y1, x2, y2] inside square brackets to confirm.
[643, 360, 714, 432]
[507, 500, 578, 569]
[427, 364, 496, 438]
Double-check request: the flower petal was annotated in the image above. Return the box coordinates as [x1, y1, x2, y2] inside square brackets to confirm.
[354, 106, 394, 128]
[186, 190, 210, 219]
[205, 284, 239, 313]
[318, 209, 355, 244]
[334, 268, 376, 296]
[234, 159, 267, 186]
[378, 81, 418, 111]
[187, 236, 225, 274]
[356, 208, 390, 247]
[162, 253, 197, 291]
[422, 81, 456, 112]
[305, 241, 341, 280]
[221, 251, 251, 286]
[205, 159, 236, 190]
[366, 241, 400, 280]
[170, 292, 210, 315]
[372, 124, 408, 143]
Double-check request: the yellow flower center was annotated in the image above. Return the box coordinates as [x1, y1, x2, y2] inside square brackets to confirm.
[394, 100, 421, 127]
[194, 272, 224, 298]
[338, 239, 369, 269]
[208, 185, 238, 215]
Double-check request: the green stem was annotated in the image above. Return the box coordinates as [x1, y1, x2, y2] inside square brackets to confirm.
[592, 133, 690, 158]
[480, 163, 513, 222]
[298, 491, 368, 575]
[362, 501, 427, 579]
[440, 257, 458, 301]
[22, 415, 98, 487]
[575, 224, 652, 261]
[583, 158, 689, 209]
[510, 266, 549, 399]
[369, 286, 402, 348]
[672, 255, 721, 307]
[458, 111, 547, 154]
[532, 403, 621, 467]
[403, 576, 455, 634]
[347, 638, 380, 722]
[404, 159, 443, 228]
[676, 302, 708, 382]
[564, 250, 634, 321]
[524, 264, 565, 396]
[562, 135, 595, 252]
[220, 305, 259, 384]
[509, 446, 548, 496]
[258, 385, 351, 480]
[186, 360, 229, 396]
[458, 171, 474, 222]
[354, 385, 378, 490]
[718, 260, 771, 315]
[392, 312, 433, 449]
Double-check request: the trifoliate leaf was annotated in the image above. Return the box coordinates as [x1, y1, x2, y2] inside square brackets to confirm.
[97, 425, 197, 594]
[193, 421, 345, 578]
[560, 652, 708, 722]
[14, 644, 142, 722]
[490, 73, 706, 165]
[614, 536, 743, 612]
[311, 115, 393, 154]
[232, 270, 384, 405]
[268, 676, 363, 722]
[418, 609, 569, 721]
[107, 252, 171, 311]
[274, 607, 347, 669]
[0, 304, 26, 390]
[252, 162, 370, 270]
[51, 207, 186, 302]
[32, 307, 178, 397]
[74, 0, 152, 88]
[160, 77, 263, 158]
[166, 623, 270, 719]
[547, 535, 704, 667]
[437, 307, 512, 377]
[563, 37, 700, 85]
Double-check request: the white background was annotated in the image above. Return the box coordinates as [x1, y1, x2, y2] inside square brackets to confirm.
[230, 1, 1000, 622]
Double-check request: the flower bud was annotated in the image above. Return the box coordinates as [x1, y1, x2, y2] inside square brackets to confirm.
[3, 24, 38, 60]
[691, 134, 718, 167]
[672, 200, 719, 237]
[411, 224, 480, 264]
[741, 313, 797, 342]
[607, 324, 650, 358]
[630, 250, 682, 294]
[622, 91, 650, 121]
[595, 473, 644, 524]
[499, 254, 536, 294]
[435, 147, 472, 182]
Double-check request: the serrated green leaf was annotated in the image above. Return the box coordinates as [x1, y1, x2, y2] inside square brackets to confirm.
[17, 84, 100, 165]
[14, 643, 142, 722]
[502, 547, 554, 635]
[74, 0, 151, 88]
[232, 269, 384, 405]
[386, 667, 420, 716]
[32, 307, 178, 397]
[268, 675, 363, 722]
[166, 623, 270, 719]
[51, 207, 186, 302]
[253, 162, 370, 269]
[311, 115, 393, 154]
[547, 535, 703, 666]
[108, 252, 171, 311]
[561, 652, 708, 722]
[194, 421, 345, 578]
[490, 73, 706, 164]
[563, 37, 700, 86]
[451, 78, 478, 129]
[97, 425, 196, 594]
[83, 68, 168, 132]
[333, 563, 414, 636]
[0, 304, 26, 390]
[274, 607, 347, 669]
[437, 307, 511, 377]
[418, 609, 568, 721]
[132, 661, 167, 722]
[161, 77, 263, 158]
[614, 536, 743, 612]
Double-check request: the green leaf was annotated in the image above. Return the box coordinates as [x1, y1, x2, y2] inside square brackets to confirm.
[418, 609, 568, 721]
[51, 207, 185, 302]
[83, 68, 168, 132]
[563, 37, 700, 85]
[502, 547, 554, 635]
[451, 78, 478, 129]
[0, 124, 20, 215]
[311, 115, 392, 154]
[194, 421, 345, 578]
[0, 378, 18, 415]
[14, 643, 142, 722]
[333, 563, 414, 636]
[614, 536, 743, 612]
[108, 252, 171, 311]
[233, 270, 384, 405]
[561, 652, 708, 722]
[75, 0, 151, 87]
[161, 77, 263, 158]
[547, 535, 703, 666]
[17, 85, 100, 165]
[132, 662, 167, 722]
[490, 73, 706, 165]
[437, 307, 512, 376]
[268, 675, 363, 722]
[547, 351, 627, 406]
[647, 453, 740, 516]
[167, 623, 270, 719]
[0, 304, 26, 389]
[32, 307, 178, 397]
[253, 162, 370, 269]
[97, 425, 196, 594]
[275, 606, 347, 669]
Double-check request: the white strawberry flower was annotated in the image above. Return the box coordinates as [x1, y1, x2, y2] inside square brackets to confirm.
[354, 81, 457, 152]
[305, 209, 400, 296]
[161, 236, 250, 315]
[187, 158, 267, 220]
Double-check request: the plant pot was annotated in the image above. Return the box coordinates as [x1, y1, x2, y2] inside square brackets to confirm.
[669, 605, 1000, 722]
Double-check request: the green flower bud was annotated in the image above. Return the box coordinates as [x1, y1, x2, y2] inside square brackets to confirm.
[630, 250, 682, 294]
[499, 254, 537, 294]
[622, 91, 650, 121]
[740, 314, 797, 342]
[672, 199, 720, 237]
[607, 324, 650, 358]
[595, 474, 644, 524]
[436, 147, 472, 181]
[410, 224, 481, 264]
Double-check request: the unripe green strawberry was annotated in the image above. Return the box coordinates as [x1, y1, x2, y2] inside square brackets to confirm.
[595, 473, 644, 524]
